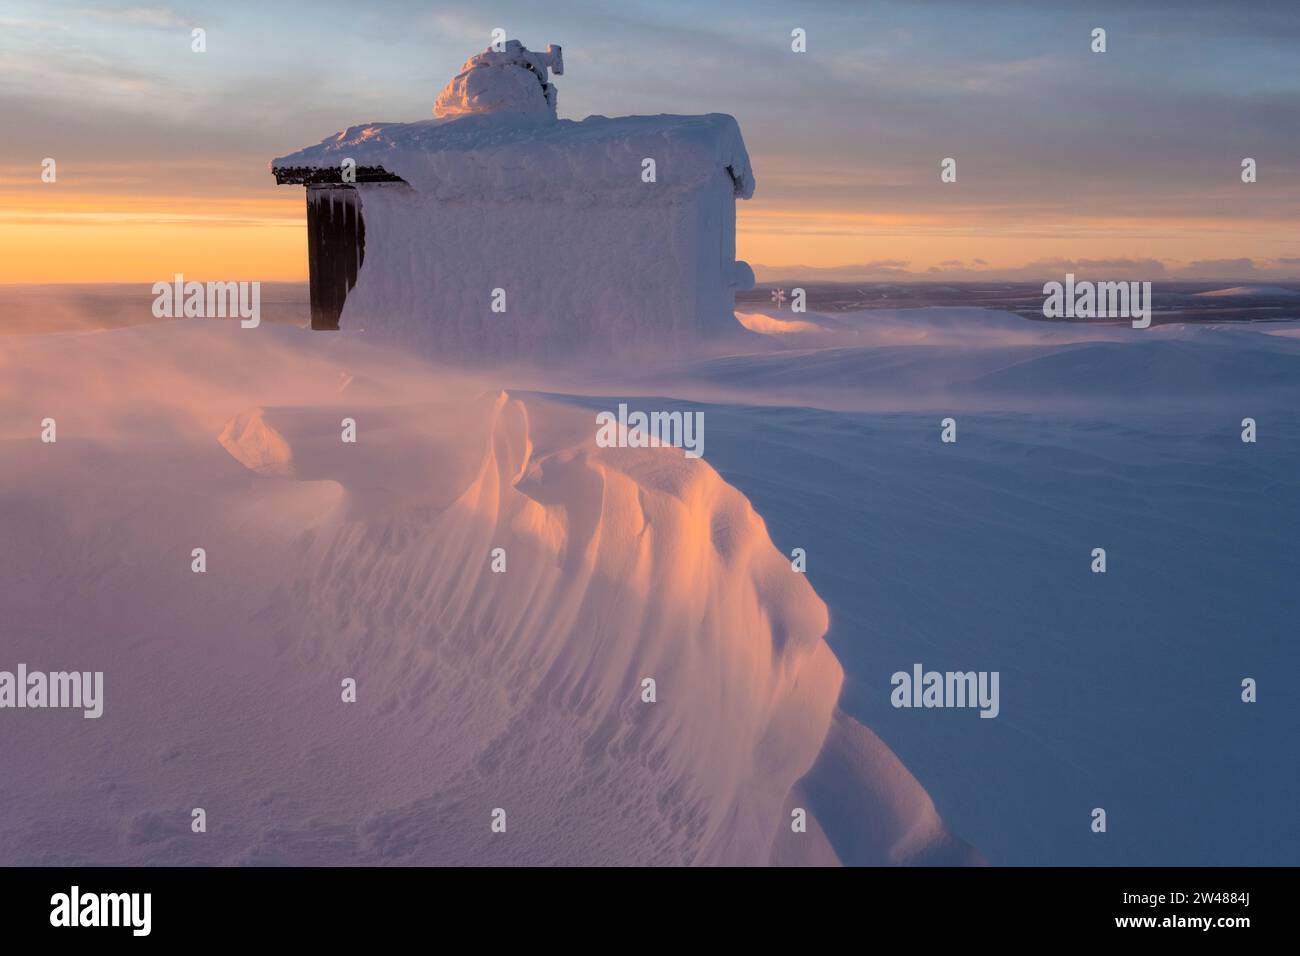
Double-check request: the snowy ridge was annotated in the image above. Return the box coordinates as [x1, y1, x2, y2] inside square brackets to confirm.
[0, 321, 974, 865]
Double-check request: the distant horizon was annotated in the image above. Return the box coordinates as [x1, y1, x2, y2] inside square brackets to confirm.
[5, 275, 1300, 288]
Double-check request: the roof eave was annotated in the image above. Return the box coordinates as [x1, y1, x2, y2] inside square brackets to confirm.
[272, 165, 406, 186]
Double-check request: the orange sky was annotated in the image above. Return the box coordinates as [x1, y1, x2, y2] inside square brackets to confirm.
[4, 185, 1298, 285]
[0, 188, 308, 283]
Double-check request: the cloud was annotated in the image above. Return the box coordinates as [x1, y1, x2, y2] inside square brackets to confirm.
[1183, 258, 1256, 277]
[80, 5, 189, 29]
[753, 257, 1300, 283]
[1017, 258, 1169, 279]
[956, 56, 1062, 95]
[752, 261, 916, 281]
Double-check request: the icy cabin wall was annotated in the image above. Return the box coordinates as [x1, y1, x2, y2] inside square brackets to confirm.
[340, 173, 743, 361]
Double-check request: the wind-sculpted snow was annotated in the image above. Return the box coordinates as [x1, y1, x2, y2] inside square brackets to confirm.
[0, 321, 975, 865]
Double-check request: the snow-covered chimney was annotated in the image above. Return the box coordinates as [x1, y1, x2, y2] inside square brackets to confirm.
[434, 40, 564, 121]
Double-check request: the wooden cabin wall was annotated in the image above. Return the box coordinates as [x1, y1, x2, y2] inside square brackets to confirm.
[305, 185, 365, 330]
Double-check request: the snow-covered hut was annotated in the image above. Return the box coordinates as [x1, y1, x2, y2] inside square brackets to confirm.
[271, 40, 756, 360]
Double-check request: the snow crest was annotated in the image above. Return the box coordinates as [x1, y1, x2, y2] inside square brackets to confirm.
[0, 322, 975, 865]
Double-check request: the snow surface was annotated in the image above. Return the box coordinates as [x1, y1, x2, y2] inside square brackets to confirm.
[606, 307, 1300, 413]
[536, 306, 1300, 866]
[4, 302, 1296, 866]
[0, 320, 975, 866]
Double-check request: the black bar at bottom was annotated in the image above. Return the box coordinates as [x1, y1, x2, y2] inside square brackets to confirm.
[0, 866, 1281, 942]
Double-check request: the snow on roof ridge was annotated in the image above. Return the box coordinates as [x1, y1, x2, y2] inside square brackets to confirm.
[434, 39, 564, 121]
[270, 40, 753, 199]
[271, 111, 755, 200]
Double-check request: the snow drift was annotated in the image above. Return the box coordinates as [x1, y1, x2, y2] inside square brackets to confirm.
[0, 321, 976, 866]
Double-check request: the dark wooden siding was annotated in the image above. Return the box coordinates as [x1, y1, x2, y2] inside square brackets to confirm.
[305, 185, 365, 331]
[275, 165, 402, 186]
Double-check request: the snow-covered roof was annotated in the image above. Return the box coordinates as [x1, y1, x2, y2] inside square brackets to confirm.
[271, 112, 755, 201]
[270, 39, 753, 201]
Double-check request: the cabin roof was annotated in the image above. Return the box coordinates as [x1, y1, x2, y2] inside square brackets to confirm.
[270, 113, 755, 201]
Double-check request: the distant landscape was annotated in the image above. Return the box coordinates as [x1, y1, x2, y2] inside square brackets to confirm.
[6, 280, 1299, 336]
[739, 281, 1300, 324]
